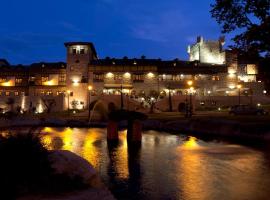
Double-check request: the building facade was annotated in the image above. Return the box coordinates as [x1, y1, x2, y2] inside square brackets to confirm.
[0, 37, 267, 113]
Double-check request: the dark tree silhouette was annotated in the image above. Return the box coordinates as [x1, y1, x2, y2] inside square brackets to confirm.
[6, 97, 15, 112]
[211, 0, 270, 56]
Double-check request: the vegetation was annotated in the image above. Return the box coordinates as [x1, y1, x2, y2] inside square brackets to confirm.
[0, 133, 87, 199]
[6, 97, 15, 112]
[210, 0, 270, 88]
[211, 0, 270, 56]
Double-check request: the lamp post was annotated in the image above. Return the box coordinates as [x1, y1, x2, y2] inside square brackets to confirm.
[88, 85, 93, 122]
[120, 84, 124, 110]
[185, 90, 188, 118]
[187, 81, 193, 117]
[67, 90, 71, 114]
[168, 88, 173, 112]
[237, 84, 242, 105]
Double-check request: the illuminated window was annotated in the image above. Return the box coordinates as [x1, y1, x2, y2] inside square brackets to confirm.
[41, 76, 49, 83]
[133, 74, 144, 82]
[46, 91, 53, 96]
[59, 74, 66, 83]
[93, 74, 104, 82]
[56, 91, 64, 96]
[14, 91, 19, 96]
[114, 74, 122, 81]
[0, 91, 2, 96]
[212, 76, 220, 81]
[5, 91, 10, 96]
[0, 78, 7, 83]
[15, 78, 23, 84]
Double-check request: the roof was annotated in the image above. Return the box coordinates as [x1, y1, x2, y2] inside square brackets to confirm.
[90, 58, 227, 74]
[29, 62, 66, 69]
[0, 59, 10, 66]
[91, 58, 162, 66]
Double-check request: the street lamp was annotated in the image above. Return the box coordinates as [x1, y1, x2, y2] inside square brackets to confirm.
[237, 84, 242, 105]
[88, 85, 93, 122]
[186, 80, 194, 118]
[67, 90, 71, 113]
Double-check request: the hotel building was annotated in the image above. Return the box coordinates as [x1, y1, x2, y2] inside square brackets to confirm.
[0, 36, 267, 113]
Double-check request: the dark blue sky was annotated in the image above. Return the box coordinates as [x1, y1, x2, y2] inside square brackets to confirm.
[0, 0, 233, 64]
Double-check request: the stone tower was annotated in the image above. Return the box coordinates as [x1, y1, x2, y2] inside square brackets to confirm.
[64, 42, 97, 110]
[188, 36, 226, 64]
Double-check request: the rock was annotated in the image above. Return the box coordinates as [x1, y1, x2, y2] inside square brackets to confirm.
[18, 188, 115, 200]
[49, 150, 100, 187]
[18, 150, 116, 200]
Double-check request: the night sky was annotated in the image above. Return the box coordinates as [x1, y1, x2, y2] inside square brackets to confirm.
[0, 0, 234, 65]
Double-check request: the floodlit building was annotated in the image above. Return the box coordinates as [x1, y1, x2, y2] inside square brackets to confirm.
[0, 37, 267, 113]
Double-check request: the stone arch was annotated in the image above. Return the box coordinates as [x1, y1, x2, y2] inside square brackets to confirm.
[176, 90, 183, 96]
[178, 102, 186, 112]
[89, 100, 108, 120]
[149, 90, 159, 99]
[108, 102, 117, 113]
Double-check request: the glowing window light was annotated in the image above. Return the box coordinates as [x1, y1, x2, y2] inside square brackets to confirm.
[123, 72, 131, 78]
[147, 72, 154, 78]
[237, 84, 242, 89]
[187, 80, 193, 86]
[229, 85, 235, 89]
[1, 81, 12, 87]
[106, 72, 114, 78]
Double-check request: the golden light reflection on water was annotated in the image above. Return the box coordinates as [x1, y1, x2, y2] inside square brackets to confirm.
[182, 136, 199, 149]
[176, 137, 269, 200]
[81, 129, 103, 169]
[40, 127, 129, 180]
[114, 130, 129, 179]
[38, 128, 270, 200]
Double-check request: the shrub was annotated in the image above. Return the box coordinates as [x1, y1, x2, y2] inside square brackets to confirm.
[0, 133, 87, 199]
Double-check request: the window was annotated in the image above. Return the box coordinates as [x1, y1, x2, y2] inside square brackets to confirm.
[114, 74, 122, 81]
[133, 74, 144, 82]
[80, 48, 85, 54]
[41, 76, 49, 82]
[46, 91, 53, 96]
[15, 78, 23, 84]
[5, 91, 10, 96]
[59, 74, 66, 83]
[93, 74, 104, 82]
[14, 91, 19, 96]
[212, 76, 220, 81]
[72, 48, 77, 54]
[56, 91, 64, 96]
[0, 78, 6, 83]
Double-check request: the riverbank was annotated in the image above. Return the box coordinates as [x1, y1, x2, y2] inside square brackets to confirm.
[1, 112, 270, 143]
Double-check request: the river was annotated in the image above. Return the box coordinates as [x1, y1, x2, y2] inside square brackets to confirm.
[40, 127, 270, 200]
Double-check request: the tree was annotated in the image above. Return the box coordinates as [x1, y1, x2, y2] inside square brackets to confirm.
[6, 98, 15, 112]
[211, 0, 270, 56]
[42, 99, 56, 113]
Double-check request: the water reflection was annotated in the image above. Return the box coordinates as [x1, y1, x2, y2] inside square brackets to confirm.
[39, 127, 270, 200]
